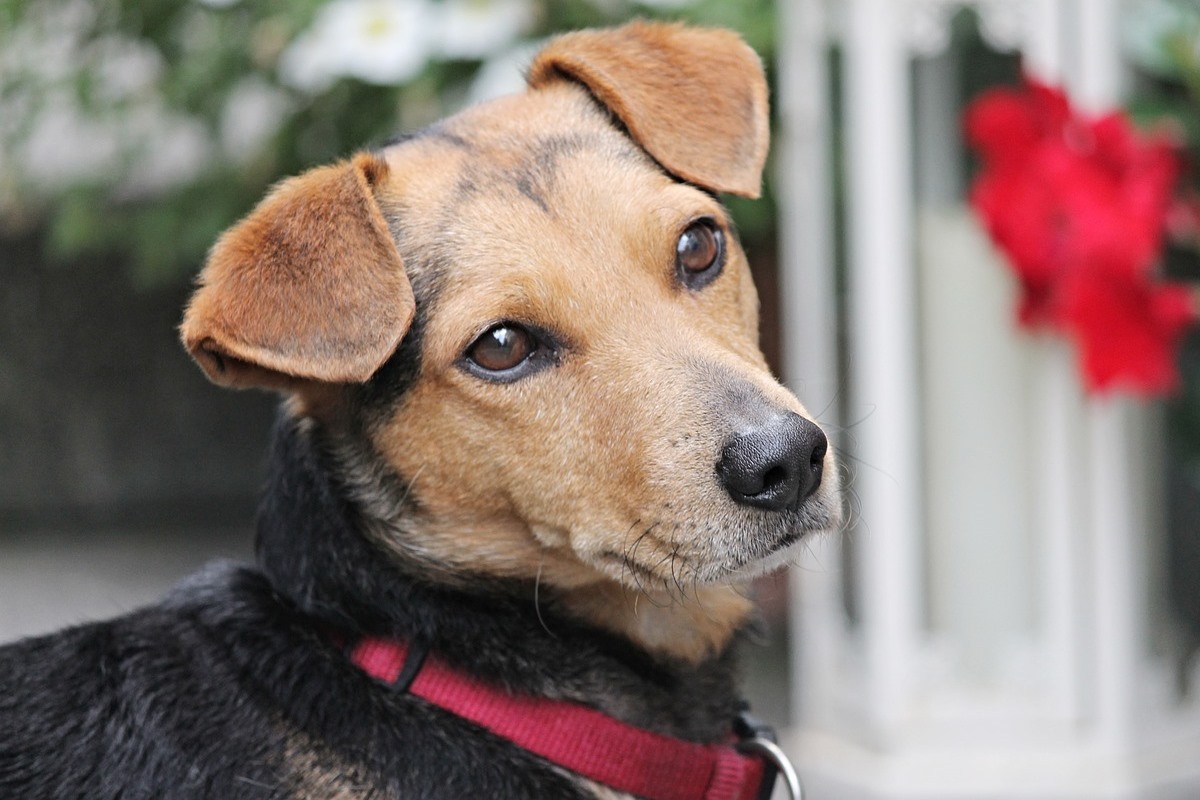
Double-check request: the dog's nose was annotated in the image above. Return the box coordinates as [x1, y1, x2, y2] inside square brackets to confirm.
[716, 413, 827, 511]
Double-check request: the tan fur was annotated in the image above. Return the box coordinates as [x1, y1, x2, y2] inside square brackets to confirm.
[281, 732, 375, 799]
[557, 583, 753, 664]
[181, 153, 414, 388]
[528, 21, 770, 198]
[182, 23, 842, 664]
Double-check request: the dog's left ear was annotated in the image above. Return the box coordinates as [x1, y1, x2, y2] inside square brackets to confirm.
[527, 21, 769, 198]
[180, 153, 414, 390]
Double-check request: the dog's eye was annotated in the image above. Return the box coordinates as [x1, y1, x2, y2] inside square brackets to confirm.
[465, 324, 536, 374]
[676, 220, 724, 289]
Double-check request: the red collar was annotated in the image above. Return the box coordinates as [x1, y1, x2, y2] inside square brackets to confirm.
[344, 635, 781, 800]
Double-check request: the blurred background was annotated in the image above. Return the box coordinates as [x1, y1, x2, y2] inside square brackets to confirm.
[3, 0, 1200, 797]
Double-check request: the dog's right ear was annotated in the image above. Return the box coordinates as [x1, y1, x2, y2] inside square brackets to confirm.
[527, 21, 769, 198]
[180, 153, 414, 390]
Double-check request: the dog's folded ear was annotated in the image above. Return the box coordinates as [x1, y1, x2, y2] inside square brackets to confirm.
[527, 21, 769, 198]
[180, 153, 414, 390]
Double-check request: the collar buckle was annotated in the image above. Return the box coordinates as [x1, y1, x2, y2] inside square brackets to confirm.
[733, 710, 803, 800]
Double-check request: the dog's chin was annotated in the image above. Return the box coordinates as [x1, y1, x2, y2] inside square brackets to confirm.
[703, 493, 843, 584]
[720, 527, 830, 582]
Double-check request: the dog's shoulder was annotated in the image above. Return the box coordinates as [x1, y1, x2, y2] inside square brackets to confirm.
[0, 560, 596, 799]
[0, 561, 288, 798]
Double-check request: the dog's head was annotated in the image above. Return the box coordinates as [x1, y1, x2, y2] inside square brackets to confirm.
[182, 22, 841, 654]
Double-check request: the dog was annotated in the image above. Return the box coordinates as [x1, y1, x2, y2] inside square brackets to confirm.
[0, 21, 840, 799]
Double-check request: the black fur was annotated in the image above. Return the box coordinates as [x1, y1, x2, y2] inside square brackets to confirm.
[0, 414, 750, 799]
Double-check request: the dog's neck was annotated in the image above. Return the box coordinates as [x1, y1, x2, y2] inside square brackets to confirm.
[254, 411, 752, 741]
[551, 581, 755, 664]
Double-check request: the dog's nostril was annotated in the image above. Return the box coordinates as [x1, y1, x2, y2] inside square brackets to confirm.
[810, 436, 827, 471]
[761, 465, 788, 492]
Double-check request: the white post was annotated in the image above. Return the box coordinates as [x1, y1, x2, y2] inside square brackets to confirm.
[843, 0, 922, 742]
[776, 0, 845, 734]
[1074, 0, 1140, 752]
[1023, 0, 1090, 728]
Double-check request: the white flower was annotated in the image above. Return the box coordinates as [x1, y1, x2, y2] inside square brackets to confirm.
[219, 77, 292, 161]
[18, 93, 123, 189]
[0, 0, 95, 86]
[435, 0, 536, 61]
[15, 91, 211, 196]
[120, 105, 212, 196]
[467, 40, 542, 104]
[279, 0, 433, 93]
[85, 35, 165, 103]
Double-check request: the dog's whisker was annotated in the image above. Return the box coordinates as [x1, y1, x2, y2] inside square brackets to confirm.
[533, 554, 557, 639]
[397, 462, 428, 507]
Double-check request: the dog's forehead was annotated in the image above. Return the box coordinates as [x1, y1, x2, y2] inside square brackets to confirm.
[448, 82, 613, 140]
[374, 82, 716, 300]
[379, 83, 667, 224]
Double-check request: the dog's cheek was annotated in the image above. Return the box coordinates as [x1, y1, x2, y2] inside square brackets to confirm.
[427, 373, 676, 575]
[369, 375, 625, 532]
[373, 391, 515, 512]
[553, 364, 729, 572]
[507, 385, 663, 554]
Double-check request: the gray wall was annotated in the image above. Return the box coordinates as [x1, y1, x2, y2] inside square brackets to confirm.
[0, 235, 277, 529]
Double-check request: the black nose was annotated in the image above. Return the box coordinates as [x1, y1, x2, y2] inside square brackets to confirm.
[716, 413, 827, 511]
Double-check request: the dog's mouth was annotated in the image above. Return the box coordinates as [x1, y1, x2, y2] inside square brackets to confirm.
[594, 487, 841, 590]
[745, 499, 838, 556]
[774, 528, 804, 550]
[718, 476, 846, 576]
[712, 514, 836, 583]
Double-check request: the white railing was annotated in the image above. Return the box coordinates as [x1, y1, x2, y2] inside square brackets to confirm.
[777, 1, 1200, 796]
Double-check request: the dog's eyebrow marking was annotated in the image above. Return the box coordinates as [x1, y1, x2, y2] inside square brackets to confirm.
[425, 127, 473, 150]
[444, 134, 601, 214]
[508, 134, 596, 214]
[378, 131, 418, 149]
[515, 172, 550, 213]
[379, 126, 473, 152]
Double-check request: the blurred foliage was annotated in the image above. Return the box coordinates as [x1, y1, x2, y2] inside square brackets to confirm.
[1126, 1, 1200, 185]
[0, 0, 777, 286]
[1122, 0, 1200, 463]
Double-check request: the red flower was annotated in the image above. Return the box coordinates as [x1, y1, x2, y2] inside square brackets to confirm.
[1058, 271, 1194, 393]
[964, 75, 1193, 394]
[965, 79, 1072, 170]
